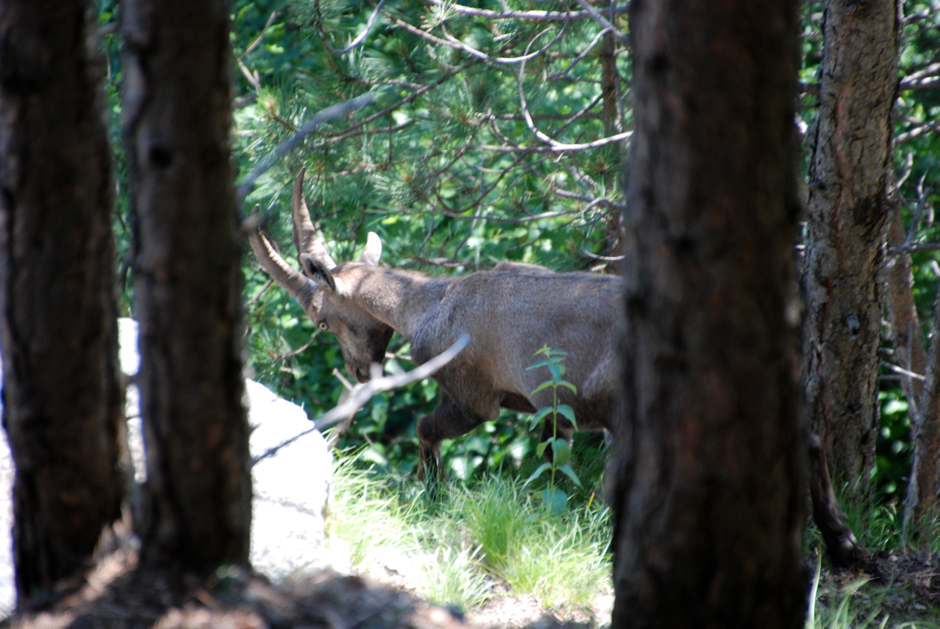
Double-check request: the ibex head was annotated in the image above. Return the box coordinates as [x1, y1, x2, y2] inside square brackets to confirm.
[248, 168, 394, 383]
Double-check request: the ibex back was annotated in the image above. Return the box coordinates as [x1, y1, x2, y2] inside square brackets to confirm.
[249, 169, 621, 477]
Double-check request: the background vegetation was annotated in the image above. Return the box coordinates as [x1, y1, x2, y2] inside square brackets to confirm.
[90, 0, 940, 511]
[86, 2, 940, 620]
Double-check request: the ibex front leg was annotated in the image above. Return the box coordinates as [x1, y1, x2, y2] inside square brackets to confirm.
[416, 395, 492, 482]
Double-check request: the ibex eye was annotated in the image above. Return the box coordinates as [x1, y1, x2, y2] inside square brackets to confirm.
[318, 321, 328, 330]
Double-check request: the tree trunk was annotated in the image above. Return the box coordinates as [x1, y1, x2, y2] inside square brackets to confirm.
[121, 0, 252, 571]
[610, 0, 806, 626]
[800, 0, 899, 499]
[904, 278, 940, 545]
[0, 0, 124, 608]
[883, 205, 926, 413]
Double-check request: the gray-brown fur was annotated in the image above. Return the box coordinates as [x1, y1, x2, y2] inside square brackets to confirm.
[249, 169, 620, 476]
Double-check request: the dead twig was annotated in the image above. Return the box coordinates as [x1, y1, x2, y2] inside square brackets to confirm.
[251, 333, 471, 466]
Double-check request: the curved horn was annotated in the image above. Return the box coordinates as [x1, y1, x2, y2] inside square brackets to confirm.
[248, 208, 318, 311]
[292, 167, 337, 269]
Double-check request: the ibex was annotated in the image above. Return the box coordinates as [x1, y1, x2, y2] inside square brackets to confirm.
[248, 169, 621, 477]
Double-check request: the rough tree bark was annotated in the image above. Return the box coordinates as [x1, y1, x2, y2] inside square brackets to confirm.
[121, 0, 252, 570]
[0, 0, 124, 607]
[800, 0, 899, 499]
[610, 0, 806, 626]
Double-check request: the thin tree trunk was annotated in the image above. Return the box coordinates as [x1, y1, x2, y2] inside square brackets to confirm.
[883, 205, 927, 411]
[905, 278, 940, 544]
[122, 0, 252, 571]
[0, 0, 124, 608]
[600, 31, 622, 136]
[800, 0, 899, 500]
[611, 0, 806, 626]
[600, 29, 625, 250]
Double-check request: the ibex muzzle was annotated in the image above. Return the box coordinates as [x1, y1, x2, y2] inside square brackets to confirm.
[249, 169, 620, 478]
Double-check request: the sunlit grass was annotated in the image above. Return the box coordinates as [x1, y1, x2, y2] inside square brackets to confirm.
[325, 453, 612, 615]
[328, 453, 940, 625]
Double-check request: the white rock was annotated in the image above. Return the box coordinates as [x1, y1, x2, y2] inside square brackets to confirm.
[0, 319, 332, 613]
[246, 378, 332, 578]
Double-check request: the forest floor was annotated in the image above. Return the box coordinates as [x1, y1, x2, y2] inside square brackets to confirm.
[0, 531, 603, 629]
[1, 537, 939, 629]
[811, 549, 940, 627]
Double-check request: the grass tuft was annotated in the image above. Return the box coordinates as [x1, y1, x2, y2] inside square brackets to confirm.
[325, 453, 612, 616]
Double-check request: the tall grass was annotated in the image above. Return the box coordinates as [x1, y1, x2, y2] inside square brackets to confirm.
[326, 457, 420, 570]
[328, 453, 939, 625]
[451, 475, 612, 609]
[325, 453, 612, 615]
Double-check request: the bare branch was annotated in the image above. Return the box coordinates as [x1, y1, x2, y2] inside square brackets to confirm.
[570, 0, 629, 43]
[315, 0, 387, 55]
[438, 22, 568, 65]
[237, 58, 261, 92]
[252, 333, 471, 466]
[904, 61, 940, 82]
[579, 248, 625, 262]
[881, 360, 926, 381]
[896, 119, 940, 144]
[554, 188, 625, 212]
[236, 90, 381, 203]
[240, 11, 279, 60]
[435, 205, 570, 223]
[888, 242, 940, 255]
[516, 50, 632, 151]
[900, 75, 940, 91]
[423, 0, 629, 22]
[478, 137, 630, 153]
[269, 336, 317, 362]
[548, 27, 612, 80]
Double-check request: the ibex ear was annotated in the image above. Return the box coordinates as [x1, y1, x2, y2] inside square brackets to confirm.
[299, 253, 337, 293]
[358, 232, 382, 266]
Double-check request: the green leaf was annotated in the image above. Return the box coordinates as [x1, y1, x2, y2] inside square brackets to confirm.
[558, 464, 583, 487]
[536, 440, 550, 458]
[556, 404, 576, 428]
[541, 488, 568, 516]
[548, 362, 562, 382]
[529, 406, 553, 429]
[551, 438, 570, 465]
[558, 381, 578, 394]
[525, 462, 552, 486]
[530, 381, 553, 396]
[526, 359, 550, 370]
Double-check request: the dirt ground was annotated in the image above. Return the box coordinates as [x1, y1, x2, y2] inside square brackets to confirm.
[0, 537, 595, 629]
[2, 539, 939, 629]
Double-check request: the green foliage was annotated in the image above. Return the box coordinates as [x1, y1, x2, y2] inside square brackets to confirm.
[877, 390, 913, 503]
[93, 0, 940, 517]
[875, 0, 940, 506]
[804, 548, 940, 629]
[327, 454, 612, 614]
[804, 480, 940, 557]
[231, 0, 629, 481]
[525, 345, 582, 515]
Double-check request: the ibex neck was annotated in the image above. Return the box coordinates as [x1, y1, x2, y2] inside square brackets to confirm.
[348, 267, 447, 340]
